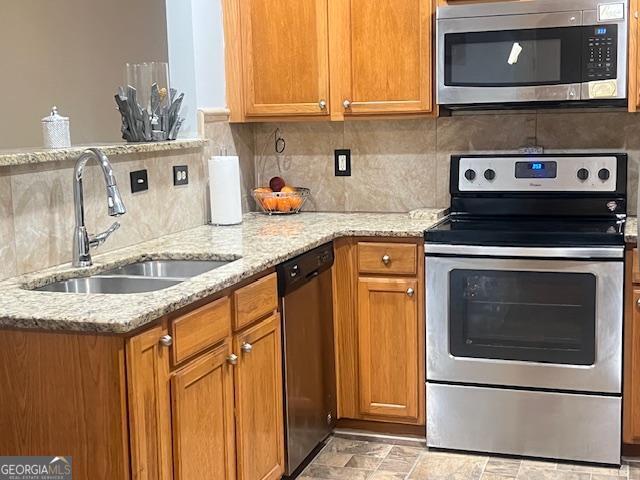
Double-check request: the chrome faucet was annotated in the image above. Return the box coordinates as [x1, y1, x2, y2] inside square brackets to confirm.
[72, 148, 126, 267]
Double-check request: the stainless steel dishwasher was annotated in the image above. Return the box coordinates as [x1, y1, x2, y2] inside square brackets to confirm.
[277, 242, 336, 476]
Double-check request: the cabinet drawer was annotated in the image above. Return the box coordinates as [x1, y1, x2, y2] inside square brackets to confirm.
[233, 273, 278, 331]
[358, 243, 417, 275]
[171, 297, 231, 364]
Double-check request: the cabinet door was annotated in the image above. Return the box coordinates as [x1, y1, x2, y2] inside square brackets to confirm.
[171, 342, 236, 480]
[630, 0, 640, 111]
[357, 277, 419, 420]
[234, 314, 285, 480]
[330, 0, 432, 116]
[239, 0, 330, 117]
[625, 288, 640, 443]
[127, 324, 173, 480]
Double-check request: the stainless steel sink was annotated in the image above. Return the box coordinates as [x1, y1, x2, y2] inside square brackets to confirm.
[31, 258, 234, 294]
[35, 276, 182, 294]
[103, 260, 229, 279]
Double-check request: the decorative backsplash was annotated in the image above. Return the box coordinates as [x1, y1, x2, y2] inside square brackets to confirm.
[0, 146, 207, 281]
[255, 111, 640, 215]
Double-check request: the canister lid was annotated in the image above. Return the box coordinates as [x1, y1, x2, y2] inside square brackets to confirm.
[42, 106, 69, 123]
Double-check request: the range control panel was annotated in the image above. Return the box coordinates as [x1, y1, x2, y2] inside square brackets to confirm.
[458, 156, 618, 192]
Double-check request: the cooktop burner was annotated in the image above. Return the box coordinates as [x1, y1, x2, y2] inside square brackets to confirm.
[426, 154, 628, 248]
[425, 216, 626, 247]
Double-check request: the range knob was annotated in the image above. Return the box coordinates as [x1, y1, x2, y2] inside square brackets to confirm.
[464, 169, 476, 181]
[598, 168, 611, 181]
[577, 168, 589, 181]
[484, 169, 496, 181]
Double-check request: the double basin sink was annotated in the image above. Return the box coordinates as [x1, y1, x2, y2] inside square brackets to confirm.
[34, 260, 232, 294]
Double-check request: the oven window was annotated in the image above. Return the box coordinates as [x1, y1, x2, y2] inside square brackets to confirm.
[449, 270, 596, 365]
[444, 26, 582, 87]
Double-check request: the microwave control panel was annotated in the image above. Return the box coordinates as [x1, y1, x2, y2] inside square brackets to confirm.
[583, 24, 618, 81]
[458, 156, 618, 192]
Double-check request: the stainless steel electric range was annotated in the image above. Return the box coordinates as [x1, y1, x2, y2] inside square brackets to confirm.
[424, 153, 627, 465]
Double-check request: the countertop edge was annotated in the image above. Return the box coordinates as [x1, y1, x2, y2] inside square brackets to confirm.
[0, 138, 207, 167]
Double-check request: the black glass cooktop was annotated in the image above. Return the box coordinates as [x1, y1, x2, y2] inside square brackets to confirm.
[425, 216, 626, 247]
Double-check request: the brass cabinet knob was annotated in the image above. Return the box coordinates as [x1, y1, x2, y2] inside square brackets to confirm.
[227, 354, 239, 365]
[382, 255, 391, 265]
[159, 335, 173, 347]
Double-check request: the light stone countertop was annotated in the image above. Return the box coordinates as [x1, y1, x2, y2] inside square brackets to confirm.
[0, 210, 446, 334]
[0, 139, 206, 167]
[627, 217, 637, 244]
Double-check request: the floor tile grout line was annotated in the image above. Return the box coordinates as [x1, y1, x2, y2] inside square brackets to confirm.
[405, 450, 427, 479]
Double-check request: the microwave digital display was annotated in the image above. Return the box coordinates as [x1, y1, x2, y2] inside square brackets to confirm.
[515, 161, 558, 179]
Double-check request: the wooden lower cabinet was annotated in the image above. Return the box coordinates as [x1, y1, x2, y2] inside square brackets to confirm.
[233, 314, 285, 480]
[126, 273, 284, 480]
[624, 247, 640, 444]
[171, 342, 236, 480]
[333, 238, 425, 427]
[358, 277, 419, 421]
[127, 323, 173, 480]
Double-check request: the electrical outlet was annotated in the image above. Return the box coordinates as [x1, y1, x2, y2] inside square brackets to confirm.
[173, 165, 189, 186]
[334, 149, 351, 177]
[130, 169, 148, 193]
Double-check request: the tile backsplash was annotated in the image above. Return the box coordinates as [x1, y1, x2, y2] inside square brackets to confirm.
[0, 147, 207, 281]
[255, 111, 640, 214]
[3, 109, 639, 281]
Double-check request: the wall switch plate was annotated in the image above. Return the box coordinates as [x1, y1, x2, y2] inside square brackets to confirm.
[173, 165, 189, 186]
[130, 169, 148, 193]
[335, 149, 351, 176]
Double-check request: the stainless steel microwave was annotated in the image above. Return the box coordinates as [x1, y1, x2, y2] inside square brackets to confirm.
[436, 0, 628, 108]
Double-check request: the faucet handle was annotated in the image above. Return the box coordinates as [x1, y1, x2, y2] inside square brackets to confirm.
[89, 222, 120, 248]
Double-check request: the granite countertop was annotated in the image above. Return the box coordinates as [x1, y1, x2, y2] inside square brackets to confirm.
[0, 210, 446, 334]
[627, 217, 637, 243]
[0, 139, 206, 167]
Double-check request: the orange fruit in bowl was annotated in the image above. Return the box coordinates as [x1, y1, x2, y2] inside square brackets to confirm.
[253, 187, 273, 210]
[262, 196, 278, 211]
[289, 196, 303, 210]
[277, 197, 292, 212]
[281, 186, 296, 193]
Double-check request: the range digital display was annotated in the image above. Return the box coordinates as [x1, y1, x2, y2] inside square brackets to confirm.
[515, 161, 558, 179]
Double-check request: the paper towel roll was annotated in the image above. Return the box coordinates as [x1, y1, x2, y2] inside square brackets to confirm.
[208, 156, 243, 225]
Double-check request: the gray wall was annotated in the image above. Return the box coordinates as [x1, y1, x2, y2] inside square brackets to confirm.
[0, 0, 168, 149]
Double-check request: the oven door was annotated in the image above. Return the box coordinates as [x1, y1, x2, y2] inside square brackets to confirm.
[425, 247, 623, 394]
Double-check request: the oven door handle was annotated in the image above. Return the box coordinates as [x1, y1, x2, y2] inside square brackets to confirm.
[424, 244, 624, 259]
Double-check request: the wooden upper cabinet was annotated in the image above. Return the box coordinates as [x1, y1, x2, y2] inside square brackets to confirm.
[237, 0, 330, 117]
[126, 324, 173, 480]
[630, 0, 640, 111]
[330, 0, 433, 117]
[357, 277, 420, 421]
[171, 342, 236, 480]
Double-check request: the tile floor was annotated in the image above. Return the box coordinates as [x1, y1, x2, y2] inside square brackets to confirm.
[298, 436, 637, 480]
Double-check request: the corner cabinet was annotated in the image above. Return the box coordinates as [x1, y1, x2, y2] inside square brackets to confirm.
[223, 0, 434, 121]
[333, 238, 425, 427]
[329, 0, 433, 119]
[127, 272, 284, 480]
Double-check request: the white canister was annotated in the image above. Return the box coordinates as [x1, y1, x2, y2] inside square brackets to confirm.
[42, 106, 71, 149]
